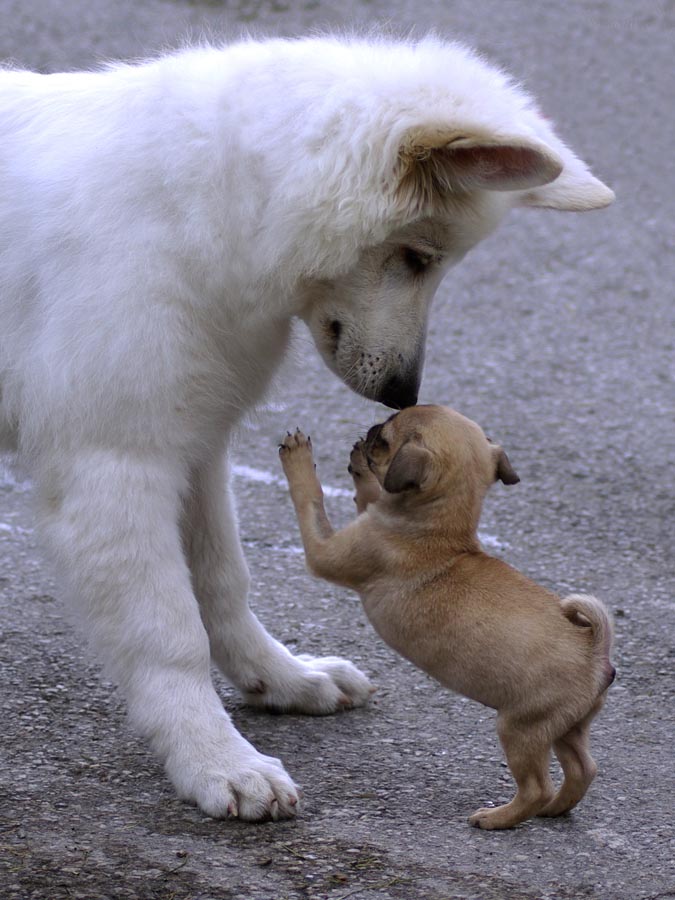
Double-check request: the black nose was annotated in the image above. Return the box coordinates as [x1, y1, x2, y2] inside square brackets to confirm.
[377, 372, 419, 410]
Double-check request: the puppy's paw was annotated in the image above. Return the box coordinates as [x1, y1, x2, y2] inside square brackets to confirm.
[279, 429, 315, 478]
[468, 806, 506, 830]
[348, 439, 382, 511]
[468, 802, 530, 830]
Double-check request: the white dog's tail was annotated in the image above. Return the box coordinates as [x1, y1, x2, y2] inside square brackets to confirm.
[562, 593, 616, 692]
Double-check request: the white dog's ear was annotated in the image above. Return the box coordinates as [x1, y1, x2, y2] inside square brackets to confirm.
[396, 127, 563, 208]
[516, 155, 615, 210]
[396, 126, 614, 212]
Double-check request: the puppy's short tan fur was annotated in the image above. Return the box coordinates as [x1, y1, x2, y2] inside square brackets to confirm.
[280, 405, 614, 829]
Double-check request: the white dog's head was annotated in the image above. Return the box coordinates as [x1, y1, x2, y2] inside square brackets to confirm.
[300, 195, 511, 407]
[264, 37, 614, 409]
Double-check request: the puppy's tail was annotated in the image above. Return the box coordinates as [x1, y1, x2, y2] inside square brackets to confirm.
[561, 593, 615, 692]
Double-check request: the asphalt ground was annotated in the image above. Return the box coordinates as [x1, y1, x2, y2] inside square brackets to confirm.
[1, 2, 674, 899]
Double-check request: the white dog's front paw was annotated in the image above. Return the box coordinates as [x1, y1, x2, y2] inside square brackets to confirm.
[168, 732, 300, 821]
[244, 654, 375, 715]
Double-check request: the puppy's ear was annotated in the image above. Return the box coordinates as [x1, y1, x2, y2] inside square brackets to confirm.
[396, 127, 563, 210]
[383, 442, 432, 494]
[494, 447, 520, 485]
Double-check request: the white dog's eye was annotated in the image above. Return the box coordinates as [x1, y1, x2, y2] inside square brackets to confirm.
[402, 247, 433, 275]
[323, 318, 342, 355]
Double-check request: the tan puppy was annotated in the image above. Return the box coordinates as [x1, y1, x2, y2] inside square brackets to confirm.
[279, 405, 614, 829]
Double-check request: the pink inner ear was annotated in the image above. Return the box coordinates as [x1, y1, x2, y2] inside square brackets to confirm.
[395, 134, 564, 214]
[445, 143, 563, 191]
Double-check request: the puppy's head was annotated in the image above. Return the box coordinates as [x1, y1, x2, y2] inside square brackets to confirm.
[364, 405, 519, 502]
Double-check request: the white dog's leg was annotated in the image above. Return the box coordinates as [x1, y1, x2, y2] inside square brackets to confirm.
[37, 450, 299, 820]
[183, 455, 374, 713]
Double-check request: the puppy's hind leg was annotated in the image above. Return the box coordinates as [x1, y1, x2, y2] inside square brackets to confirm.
[469, 717, 556, 830]
[539, 698, 604, 817]
[348, 440, 382, 514]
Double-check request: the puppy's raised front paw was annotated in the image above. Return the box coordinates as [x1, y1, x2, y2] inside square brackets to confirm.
[279, 428, 315, 476]
[348, 439, 382, 512]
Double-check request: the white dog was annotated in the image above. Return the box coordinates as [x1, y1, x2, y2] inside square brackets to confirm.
[0, 35, 613, 821]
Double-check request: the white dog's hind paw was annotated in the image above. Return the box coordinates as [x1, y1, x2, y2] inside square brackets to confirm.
[243, 654, 375, 715]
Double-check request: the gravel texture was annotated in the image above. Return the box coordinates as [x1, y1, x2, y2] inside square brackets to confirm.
[1, 2, 674, 899]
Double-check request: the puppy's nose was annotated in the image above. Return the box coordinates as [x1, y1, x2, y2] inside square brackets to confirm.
[377, 371, 419, 410]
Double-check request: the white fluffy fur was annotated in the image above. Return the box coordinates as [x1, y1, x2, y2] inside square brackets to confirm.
[0, 34, 613, 820]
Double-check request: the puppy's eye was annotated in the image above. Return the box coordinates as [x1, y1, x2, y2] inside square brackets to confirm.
[402, 247, 433, 275]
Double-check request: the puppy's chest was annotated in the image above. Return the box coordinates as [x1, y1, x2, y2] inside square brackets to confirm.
[358, 575, 471, 688]
[359, 576, 443, 648]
